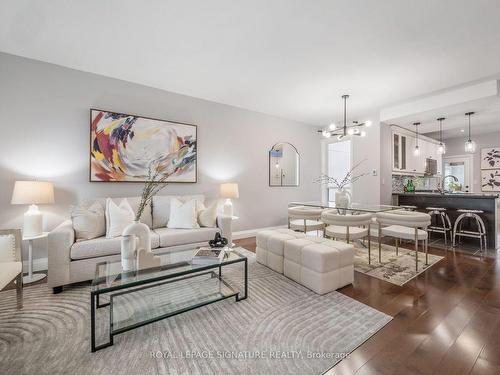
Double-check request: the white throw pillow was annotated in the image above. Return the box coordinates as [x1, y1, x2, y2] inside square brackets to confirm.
[71, 202, 105, 240]
[167, 198, 200, 229]
[198, 202, 218, 228]
[0, 234, 16, 262]
[105, 198, 135, 238]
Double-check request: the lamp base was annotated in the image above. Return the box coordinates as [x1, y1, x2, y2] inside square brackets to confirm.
[23, 204, 43, 238]
[223, 199, 233, 217]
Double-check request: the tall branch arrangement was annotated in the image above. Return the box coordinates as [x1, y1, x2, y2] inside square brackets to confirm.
[136, 162, 172, 221]
[315, 159, 369, 190]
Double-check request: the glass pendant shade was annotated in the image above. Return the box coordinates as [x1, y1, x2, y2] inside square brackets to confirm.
[464, 112, 475, 153]
[413, 122, 421, 157]
[436, 118, 446, 155]
[437, 142, 446, 155]
[464, 139, 476, 153]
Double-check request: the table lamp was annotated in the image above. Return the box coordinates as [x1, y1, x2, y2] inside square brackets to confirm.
[220, 183, 239, 217]
[11, 181, 55, 237]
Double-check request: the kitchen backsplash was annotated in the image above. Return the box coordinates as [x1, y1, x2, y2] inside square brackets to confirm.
[392, 175, 439, 192]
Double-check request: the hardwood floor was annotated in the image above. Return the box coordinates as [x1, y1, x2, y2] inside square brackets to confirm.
[233, 236, 500, 375]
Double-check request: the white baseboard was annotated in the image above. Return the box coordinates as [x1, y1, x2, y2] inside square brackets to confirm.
[23, 257, 48, 272]
[233, 225, 287, 240]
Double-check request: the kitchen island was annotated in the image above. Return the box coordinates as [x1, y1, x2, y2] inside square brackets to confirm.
[392, 192, 499, 250]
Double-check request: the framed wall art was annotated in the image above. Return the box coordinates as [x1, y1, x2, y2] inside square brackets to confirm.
[481, 169, 500, 192]
[90, 109, 197, 182]
[481, 147, 500, 169]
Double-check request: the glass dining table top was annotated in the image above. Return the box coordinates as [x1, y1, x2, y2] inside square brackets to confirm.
[289, 201, 400, 213]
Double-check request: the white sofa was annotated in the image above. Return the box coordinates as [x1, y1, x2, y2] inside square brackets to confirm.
[48, 195, 232, 293]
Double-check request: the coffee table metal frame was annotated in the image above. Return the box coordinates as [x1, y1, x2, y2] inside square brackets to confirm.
[90, 252, 247, 352]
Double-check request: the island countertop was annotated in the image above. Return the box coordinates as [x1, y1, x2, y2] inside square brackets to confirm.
[392, 192, 499, 199]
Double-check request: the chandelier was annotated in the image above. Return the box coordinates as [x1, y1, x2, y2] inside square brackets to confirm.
[319, 94, 372, 140]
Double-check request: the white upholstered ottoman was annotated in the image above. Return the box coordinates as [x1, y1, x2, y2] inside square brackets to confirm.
[284, 237, 354, 294]
[256, 229, 306, 273]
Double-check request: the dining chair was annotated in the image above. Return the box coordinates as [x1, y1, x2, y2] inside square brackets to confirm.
[288, 205, 324, 236]
[375, 210, 431, 271]
[321, 210, 374, 263]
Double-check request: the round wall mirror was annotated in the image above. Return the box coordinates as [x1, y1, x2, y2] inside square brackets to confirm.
[269, 142, 300, 187]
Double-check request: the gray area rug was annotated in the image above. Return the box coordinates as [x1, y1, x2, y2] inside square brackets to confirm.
[0, 249, 391, 375]
[353, 242, 444, 286]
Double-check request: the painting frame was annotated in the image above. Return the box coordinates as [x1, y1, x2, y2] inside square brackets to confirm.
[481, 169, 500, 192]
[89, 108, 198, 183]
[480, 147, 500, 170]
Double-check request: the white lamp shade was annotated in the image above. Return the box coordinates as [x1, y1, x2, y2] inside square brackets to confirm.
[220, 183, 239, 199]
[11, 181, 55, 205]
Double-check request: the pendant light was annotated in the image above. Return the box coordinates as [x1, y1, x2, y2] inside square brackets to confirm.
[413, 122, 421, 156]
[464, 112, 476, 153]
[437, 117, 446, 155]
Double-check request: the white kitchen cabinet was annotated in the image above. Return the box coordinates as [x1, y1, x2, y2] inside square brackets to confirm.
[392, 129, 442, 175]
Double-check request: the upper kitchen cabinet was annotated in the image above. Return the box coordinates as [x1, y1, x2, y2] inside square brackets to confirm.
[391, 128, 441, 175]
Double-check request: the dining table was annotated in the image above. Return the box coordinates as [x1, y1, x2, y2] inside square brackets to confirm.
[288, 201, 401, 214]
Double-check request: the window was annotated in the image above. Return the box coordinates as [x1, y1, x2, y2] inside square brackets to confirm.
[326, 140, 351, 201]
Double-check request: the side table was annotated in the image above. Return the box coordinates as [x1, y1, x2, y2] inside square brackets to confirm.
[22, 232, 49, 284]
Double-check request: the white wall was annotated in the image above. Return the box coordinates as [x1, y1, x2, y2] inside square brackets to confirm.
[444, 131, 500, 192]
[379, 122, 393, 204]
[0, 53, 321, 260]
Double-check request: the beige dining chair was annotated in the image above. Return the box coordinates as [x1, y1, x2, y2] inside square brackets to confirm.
[375, 210, 431, 271]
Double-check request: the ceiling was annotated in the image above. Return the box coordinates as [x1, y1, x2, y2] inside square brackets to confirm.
[387, 95, 500, 140]
[1, 0, 500, 126]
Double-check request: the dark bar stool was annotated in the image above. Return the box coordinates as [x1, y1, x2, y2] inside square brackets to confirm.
[452, 209, 487, 254]
[426, 207, 452, 247]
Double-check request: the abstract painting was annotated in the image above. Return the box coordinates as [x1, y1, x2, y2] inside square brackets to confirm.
[481, 147, 500, 169]
[481, 169, 500, 192]
[90, 109, 197, 182]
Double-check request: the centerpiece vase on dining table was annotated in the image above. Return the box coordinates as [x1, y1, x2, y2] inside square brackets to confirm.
[335, 189, 351, 209]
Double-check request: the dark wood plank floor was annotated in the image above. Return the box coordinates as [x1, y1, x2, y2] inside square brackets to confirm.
[233, 236, 500, 375]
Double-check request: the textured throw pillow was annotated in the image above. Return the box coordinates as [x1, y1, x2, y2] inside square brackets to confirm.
[167, 198, 200, 229]
[71, 202, 105, 240]
[105, 198, 135, 238]
[198, 202, 218, 228]
[0, 234, 16, 262]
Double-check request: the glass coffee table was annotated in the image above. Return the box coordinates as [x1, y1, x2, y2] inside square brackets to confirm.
[90, 247, 247, 352]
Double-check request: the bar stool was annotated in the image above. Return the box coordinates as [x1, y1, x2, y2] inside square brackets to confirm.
[426, 207, 452, 247]
[452, 209, 487, 253]
[288, 206, 324, 236]
[399, 205, 417, 211]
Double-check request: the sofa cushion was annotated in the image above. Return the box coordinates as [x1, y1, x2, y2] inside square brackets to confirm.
[0, 262, 22, 288]
[70, 231, 160, 260]
[152, 195, 205, 229]
[83, 197, 153, 229]
[154, 227, 219, 248]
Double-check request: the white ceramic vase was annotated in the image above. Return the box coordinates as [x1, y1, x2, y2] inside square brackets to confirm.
[335, 189, 351, 209]
[122, 220, 160, 271]
[123, 220, 151, 252]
